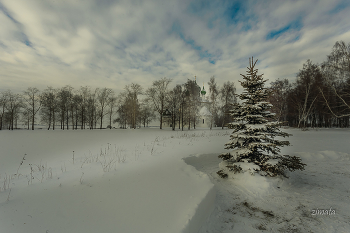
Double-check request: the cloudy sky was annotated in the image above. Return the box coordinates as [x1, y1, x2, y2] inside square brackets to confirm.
[1, 0, 350, 94]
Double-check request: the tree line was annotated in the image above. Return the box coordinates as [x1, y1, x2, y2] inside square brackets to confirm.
[268, 40, 350, 128]
[0, 77, 237, 130]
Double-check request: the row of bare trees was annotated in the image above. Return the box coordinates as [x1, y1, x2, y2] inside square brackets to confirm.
[0, 86, 126, 130]
[268, 41, 350, 128]
[0, 90, 23, 130]
[0, 76, 237, 130]
[39, 86, 120, 130]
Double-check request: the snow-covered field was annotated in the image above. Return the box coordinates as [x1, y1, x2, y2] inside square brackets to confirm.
[1, 128, 350, 232]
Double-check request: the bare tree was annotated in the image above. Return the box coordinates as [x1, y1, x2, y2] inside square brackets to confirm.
[97, 88, 113, 129]
[207, 76, 219, 129]
[125, 83, 143, 129]
[71, 93, 82, 129]
[177, 84, 187, 131]
[23, 87, 41, 130]
[56, 86, 74, 130]
[22, 107, 31, 130]
[86, 88, 99, 129]
[183, 79, 201, 129]
[146, 77, 172, 129]
[40, 87, 58, 130]
[78, 86, 91, 129]
[319, 83, 350, 118]
[0, 91, 8, 130]
[107, 91, 117, 129]
[326, 41, 350, 78]
[115, 92, 129, 129]
[319, 41, 350, 119]
[220, 81, 237, 128]
[139, 101, 156, 127]
[4, 90, 23, 130]
[297, 83, 317, 128]
[294, 60, 322, 128]
[268, 79, 291, 123]
[167, 84, 183, 130]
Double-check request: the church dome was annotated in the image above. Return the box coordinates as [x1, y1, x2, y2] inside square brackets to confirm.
[201, 86, 206, 96]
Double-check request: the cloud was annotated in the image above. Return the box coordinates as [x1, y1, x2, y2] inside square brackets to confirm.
[266, 18, 303, 40]
[0, 0, 349, 94]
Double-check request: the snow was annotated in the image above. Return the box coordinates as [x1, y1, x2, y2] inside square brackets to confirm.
[0, 129, 225, 233]
[186, 128, 350, 232]
[246, 123, 267, 129]
[1, 128, 350, 232]
[265, 159, 279, 165]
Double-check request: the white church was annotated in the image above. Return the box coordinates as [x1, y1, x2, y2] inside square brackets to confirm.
[198, 84, 213, 128]
[162, 78, 213, 129]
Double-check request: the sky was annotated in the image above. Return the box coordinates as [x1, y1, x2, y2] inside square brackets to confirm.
[0, 0, 350, 94]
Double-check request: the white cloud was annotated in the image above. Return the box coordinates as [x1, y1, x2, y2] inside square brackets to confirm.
[0, 0, 349, 94]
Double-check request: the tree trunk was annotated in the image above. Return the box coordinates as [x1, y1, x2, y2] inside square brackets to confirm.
[178, 108, 181, 130]
[188, 107, 191, 130]
[81, 108, 84, 129]
[160, 113, 163, 129]
[181, 104, 184, 131]
[66, 110, 69, 130]
[52, 110, 55, 130]
[193, 115, 196, 129]
[32, 110, 35, 130]
[71, 107, 74, 130]
[100, 111, 103, 129]
[160, 101, 163, 130]
[48, 112, 51, 130]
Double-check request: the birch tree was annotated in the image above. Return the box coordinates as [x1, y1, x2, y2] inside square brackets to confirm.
[167, 84, 182, 130]
[107, 91, 117, 129]
[97, 88, 113, 129]
[125, 83, 143, 129]
[319, 41, 350, 119]
[268, 79, 291, 122]
[220, 81, 237, 128]
[4, 90, 23, 130]
[146, 77, 171, 129]
[207, 76, 219, 129]
[23, 87, 41, 130]
[295, 60, 321, 128]
[0, 91, 8, 130]
[40, 87, 58, 130]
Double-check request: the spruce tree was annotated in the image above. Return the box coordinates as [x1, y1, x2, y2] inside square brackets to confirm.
[217, 57, 305, 178]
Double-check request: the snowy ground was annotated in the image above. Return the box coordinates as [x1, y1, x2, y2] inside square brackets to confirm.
[1, 128, 350, 232]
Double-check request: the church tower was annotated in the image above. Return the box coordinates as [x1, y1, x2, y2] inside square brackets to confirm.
[201, 84, 207, 102]
[198, 82, 212, 128]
